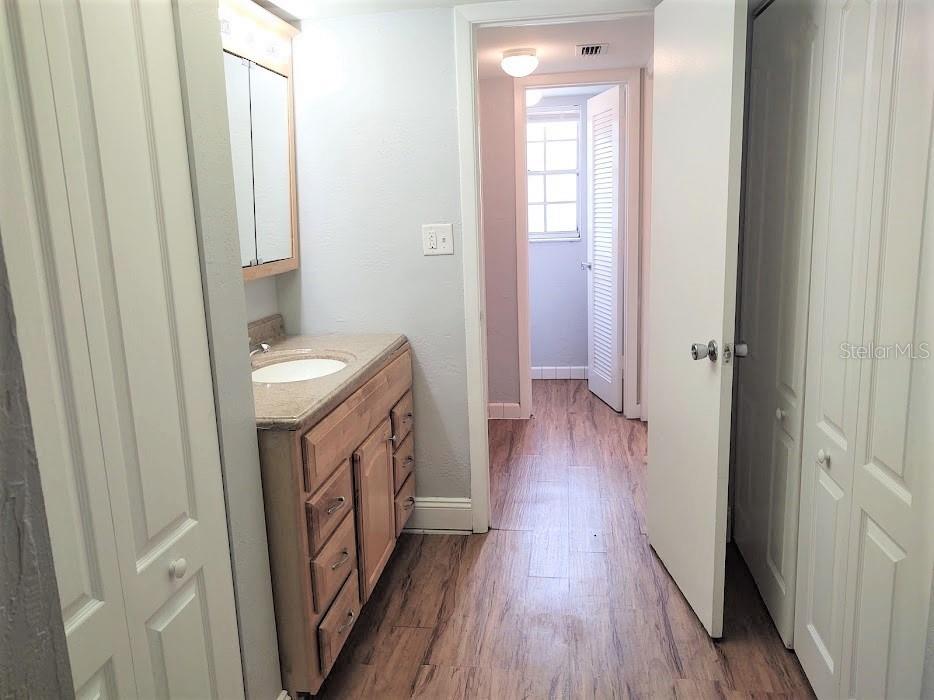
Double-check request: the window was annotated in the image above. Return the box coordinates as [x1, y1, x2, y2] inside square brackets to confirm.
[527, 109, 581, 241]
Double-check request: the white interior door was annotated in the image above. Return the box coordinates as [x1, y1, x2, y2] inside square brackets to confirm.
[250, 62, 292, 265]
[586, 86, 623, 412]
[795, 0, 934, 697]
[733, 0, 823, 647]
[647, 0, 747, 638]
[0, 2, 244, 698]
[223, 52, 258, 267]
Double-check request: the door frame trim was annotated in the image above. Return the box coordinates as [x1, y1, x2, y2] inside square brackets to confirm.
[453, 0, 657, 532]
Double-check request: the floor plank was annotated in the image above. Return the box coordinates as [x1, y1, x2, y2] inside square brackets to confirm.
[316, 380, 813, 698]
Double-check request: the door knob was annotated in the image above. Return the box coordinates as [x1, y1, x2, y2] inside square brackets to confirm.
[691, 340, 718, 362]
[734, 343, 749, 358]
[775, 408, 786, 421]
[581, 261, 592, 270]
[169, 558, 187, 580]
[817, 449, 830, 467]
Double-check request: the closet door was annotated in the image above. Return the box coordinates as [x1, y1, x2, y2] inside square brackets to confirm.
[837, 1, 934, 697]
[223, 53, 257, 267]
[733, 0, 822, 647]
[793, 0, 892, 696]
[2, 2, 245, 698]
[249, 62, 292, 264]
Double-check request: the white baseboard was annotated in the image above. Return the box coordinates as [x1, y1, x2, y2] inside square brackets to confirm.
[403, 497, 472, 534]
[532, 365, 588, 380]
[487, 402, 522, 419]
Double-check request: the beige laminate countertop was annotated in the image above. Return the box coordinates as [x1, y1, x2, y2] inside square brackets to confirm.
[251, 333, 408, 431]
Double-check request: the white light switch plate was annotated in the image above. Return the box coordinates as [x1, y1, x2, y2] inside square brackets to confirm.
[422, 223, 454, 255]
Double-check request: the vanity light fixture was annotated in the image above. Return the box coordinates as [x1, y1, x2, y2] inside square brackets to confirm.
[501, 48, 539, 78]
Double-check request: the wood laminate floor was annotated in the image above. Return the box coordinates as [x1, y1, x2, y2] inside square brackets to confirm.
[317, 380, 814, 699]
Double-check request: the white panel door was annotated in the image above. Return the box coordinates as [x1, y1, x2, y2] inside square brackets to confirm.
[1, 1, 245, 698]
[733, 0, 823, 647]
[0, 3, 138, 697]
[838, 0, 934, 696]
[250, 62, 292, 264]
[792, 1, 892, 696]
[647, 0, 747, 638]
[223, 53, 258, 267]
[586, 86, 623, 412]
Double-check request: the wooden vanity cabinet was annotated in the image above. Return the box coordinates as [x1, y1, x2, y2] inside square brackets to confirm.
[257, 344, 416, 696]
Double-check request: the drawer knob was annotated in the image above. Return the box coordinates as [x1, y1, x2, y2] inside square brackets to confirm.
[326, 496, 346, 515]
[169, 557, 187, 580]
[402, 496, 415, 511]
[404, 457, 414, 467]
[405, 412, 413, 419]
[337, 609, 355, 634]
[775, 408, 786, 421]
[330, 549, 351, 570]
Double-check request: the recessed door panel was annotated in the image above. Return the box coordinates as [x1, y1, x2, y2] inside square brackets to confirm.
[146, 576, 215, 700]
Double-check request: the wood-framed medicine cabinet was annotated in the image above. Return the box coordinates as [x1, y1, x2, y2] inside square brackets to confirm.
[219, 0, 299, 281]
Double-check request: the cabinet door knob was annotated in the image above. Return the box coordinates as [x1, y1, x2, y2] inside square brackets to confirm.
[817, 449, 830, 467]
[169, 558, 187, 580]
[775, 408, 786, 421]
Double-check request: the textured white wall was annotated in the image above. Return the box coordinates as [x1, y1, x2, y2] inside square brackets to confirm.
[530, 239, 588, 367]
[244, 277, 279, 322]
[283, 8, 469, 498]
[478, 77, 520, 402]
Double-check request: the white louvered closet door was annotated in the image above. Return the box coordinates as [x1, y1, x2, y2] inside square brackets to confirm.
[586, 86, 623, 412]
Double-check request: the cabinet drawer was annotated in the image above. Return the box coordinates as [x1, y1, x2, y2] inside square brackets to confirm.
[310, 513, 356, 614]
[317, 572, 361, 675]
[390, 390, 414, 447]
[394, 474, 416, 537]
[303, 351, 412, 492]
[306, 460, 353, 555]
[393, 433, 415, 493]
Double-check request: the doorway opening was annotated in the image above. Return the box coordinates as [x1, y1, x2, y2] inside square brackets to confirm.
[478, 19, 650, 423]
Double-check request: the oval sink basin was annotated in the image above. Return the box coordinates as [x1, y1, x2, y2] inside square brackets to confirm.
[252, 358, 347, 383]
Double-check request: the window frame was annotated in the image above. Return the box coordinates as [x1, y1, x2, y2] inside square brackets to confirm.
[526, 107, 582, 242]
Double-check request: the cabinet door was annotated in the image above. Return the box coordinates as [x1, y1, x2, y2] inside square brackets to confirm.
[222, 52, 256, 267]
[353, 420, 396, 602]
[249, 62, 292, 264]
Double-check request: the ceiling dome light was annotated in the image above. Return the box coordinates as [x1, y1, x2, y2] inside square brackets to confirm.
[501, 48, 538, 78]
[526, 89, 544, 107]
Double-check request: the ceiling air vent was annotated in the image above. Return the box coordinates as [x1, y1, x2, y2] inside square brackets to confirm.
[576, 43, 608, 57]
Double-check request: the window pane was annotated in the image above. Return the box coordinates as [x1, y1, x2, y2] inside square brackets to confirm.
[527, 142, 545, 172]
[528, 175, 544, 204]
[546, 173, 577, 203]
[545, 120, 577, 140]
[546, 140, 577, 170]
[527, 122, 545, 141]
[546, 203, 577, 233]
[528, 204, 545, 233]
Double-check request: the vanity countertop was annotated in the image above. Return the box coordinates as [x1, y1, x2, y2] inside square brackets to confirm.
[251, 332, 408, 431]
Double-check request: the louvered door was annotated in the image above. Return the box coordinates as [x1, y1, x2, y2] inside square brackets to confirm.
[586, 86, 623, 412]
